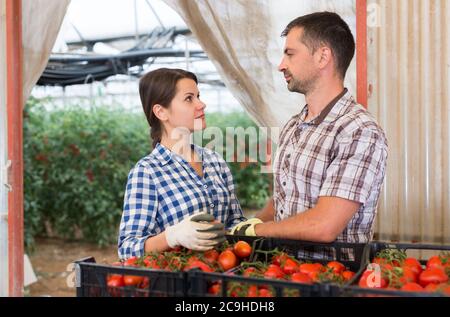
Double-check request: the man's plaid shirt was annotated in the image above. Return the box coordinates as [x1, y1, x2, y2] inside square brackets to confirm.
[273, 89, 388, 260]
[118, 143, 245, 259]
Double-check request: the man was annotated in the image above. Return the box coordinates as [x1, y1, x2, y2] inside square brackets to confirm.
[232, 12, 388, 259]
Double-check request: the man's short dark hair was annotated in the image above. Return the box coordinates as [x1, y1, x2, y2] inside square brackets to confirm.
[281, 12, 355, 79]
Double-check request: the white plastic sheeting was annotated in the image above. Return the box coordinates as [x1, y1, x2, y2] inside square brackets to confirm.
[0, 0, 70, 296]
[22, 0, 71, 100]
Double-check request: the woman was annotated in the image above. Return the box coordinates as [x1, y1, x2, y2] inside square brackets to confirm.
[118, 68, 246, 259]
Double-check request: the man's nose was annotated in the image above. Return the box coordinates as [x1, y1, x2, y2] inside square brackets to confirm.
[278, 58, 286, 72]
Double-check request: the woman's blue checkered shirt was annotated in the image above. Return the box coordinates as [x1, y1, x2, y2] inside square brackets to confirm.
[118, 143, 246, 259]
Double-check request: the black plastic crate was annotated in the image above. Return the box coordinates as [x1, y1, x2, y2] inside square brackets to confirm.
[188, 269, 322, 297]
[188, 237, 366, 297]
[74, 257, 187, 297]
[340, 241, 450, 297]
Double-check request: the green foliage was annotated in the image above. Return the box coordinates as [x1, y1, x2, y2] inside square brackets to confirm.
[196, 112, 272, 209]
[24, 98, 151, 249]
[24, 99, 270, 250]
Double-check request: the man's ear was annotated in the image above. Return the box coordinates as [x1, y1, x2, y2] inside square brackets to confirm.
[315, 46, 332, 70]
[152, 104, 168, 122]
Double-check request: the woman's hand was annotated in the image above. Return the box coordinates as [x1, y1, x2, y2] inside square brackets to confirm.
[165, 212, 225, 250]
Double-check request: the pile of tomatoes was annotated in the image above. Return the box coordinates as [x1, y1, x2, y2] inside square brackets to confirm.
[105, 240, 252, 294]
[235, 250, 355, 284]
[207, 250, 356, 297]
[357, 248, 450, 295]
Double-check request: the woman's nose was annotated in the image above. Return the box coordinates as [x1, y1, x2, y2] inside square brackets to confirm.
[198, 100, 206, 110]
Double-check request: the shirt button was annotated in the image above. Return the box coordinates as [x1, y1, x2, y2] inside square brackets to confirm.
[210, 203, 215, 208]
[282, 182, 286, 186]
[280, 209, 284, 214]
[203, 184, 208, 189]
[286, 154, 291, 159]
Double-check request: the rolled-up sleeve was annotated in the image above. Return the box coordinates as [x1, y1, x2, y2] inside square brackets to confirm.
[319, 127, 388, 204]
[118, 164, 158, 260]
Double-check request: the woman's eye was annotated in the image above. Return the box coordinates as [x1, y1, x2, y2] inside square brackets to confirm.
[186, 96, 192, 102]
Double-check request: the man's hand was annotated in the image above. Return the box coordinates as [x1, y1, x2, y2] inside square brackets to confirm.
[165, 212, 225, 250]
[230, 218, 263, 236]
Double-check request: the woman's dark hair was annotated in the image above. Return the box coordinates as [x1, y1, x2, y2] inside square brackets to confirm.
[139, 68, 198, 148]
[281, 12, 355, 80]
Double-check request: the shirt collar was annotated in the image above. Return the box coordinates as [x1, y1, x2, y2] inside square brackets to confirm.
[299, 88, 352, 126]
[152, 142, 204, 166]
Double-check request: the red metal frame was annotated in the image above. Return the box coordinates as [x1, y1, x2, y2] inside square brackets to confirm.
[356, 0, 368, 108]
[6, 0, 24, 297]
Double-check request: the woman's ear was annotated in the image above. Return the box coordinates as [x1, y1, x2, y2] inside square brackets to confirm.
[152, 104, 168, 122]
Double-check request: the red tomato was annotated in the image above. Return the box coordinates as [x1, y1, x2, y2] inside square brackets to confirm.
[242, 267, 259, 277]
[403, 258, 423, 276]
[419, 268, 449, 287]
[139, 277, 150, 289]
[401, 282, 424, 292]
[218, 250, 238, 271]
[123, 275, 144, 286]
[281, 258, 299, 275]
[327, 261, 346, 274]
[233, 241, 252, 259]
[271, 252, 290, 266]
[143, 256, 161, 269]
[167, 257, 183, 271]
[399, 266, 418, 284]
[107, 275, 125, 297]
[107, 274, 124, 288]
[358, 269, 388, 289]
[424, 283, 439, 292]
[264, 264, 284, 279]
[299, 263, 324, 278]
[203, 249, 219, 264]
[426, 256, 444, 270]
[437, 284, 450, 296]
[208, 282, 221, 296]
[342, 270, 356, 282]
[374, 257, 401, 267]
[184, 260, 214, 272]
[258, 288, 274, 297]
[123, 256, 139, 267]
[291, 272, 313, 284]
[247, 285, 258, 297]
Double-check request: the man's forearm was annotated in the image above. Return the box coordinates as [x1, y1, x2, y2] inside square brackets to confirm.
[254, 196, 360, 242]
[255, 209, 330, 241]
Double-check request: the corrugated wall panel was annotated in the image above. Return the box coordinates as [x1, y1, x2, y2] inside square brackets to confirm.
[368, 0, 450, 243]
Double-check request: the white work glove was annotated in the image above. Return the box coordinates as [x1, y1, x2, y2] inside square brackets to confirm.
[165, 212, 226, 251]
[230, 218, 263, 236]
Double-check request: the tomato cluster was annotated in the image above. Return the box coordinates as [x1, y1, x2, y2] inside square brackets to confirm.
[235, 251, 355, 285]
[357, 249, 450, 295]
[204, 250, 356, 297]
